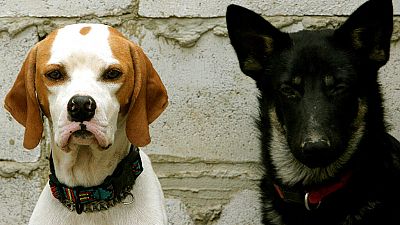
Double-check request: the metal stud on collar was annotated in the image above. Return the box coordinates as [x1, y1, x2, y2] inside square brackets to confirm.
[122, 193, 135, 205]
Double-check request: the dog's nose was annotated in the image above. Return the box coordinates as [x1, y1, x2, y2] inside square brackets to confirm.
[67, 95, 97, 122]
[301, 140, 334, 167]
[302, 140, 330, 153]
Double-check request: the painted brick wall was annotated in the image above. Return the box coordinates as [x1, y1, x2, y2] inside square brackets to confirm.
[0, 1, 399, 224]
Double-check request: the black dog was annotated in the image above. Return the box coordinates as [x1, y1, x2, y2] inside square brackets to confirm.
[227, 0, 400, 224]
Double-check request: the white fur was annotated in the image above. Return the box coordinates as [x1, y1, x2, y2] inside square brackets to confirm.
[269, 99, 367, 186]
[29, 152, 167, 225]
[47, 24, 120, 152]
[29, 24, 167, 225]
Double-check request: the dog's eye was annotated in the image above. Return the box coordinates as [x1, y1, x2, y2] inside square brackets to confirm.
[45, 70, 63, 80]
[104, 69, 122, 80]
[279, 84, 300, 99]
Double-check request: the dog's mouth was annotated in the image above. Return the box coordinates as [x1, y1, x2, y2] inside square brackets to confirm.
[59, 121, 110, 150]
[70, 129, 96, 145]
[72, 130, 93, 138]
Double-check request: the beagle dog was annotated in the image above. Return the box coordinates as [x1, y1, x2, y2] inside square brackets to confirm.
[4, 24, 168, 225]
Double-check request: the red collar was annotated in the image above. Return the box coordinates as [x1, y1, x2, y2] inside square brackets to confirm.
[274, 172, 352, 210]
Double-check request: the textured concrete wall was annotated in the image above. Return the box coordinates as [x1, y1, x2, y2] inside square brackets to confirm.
[0, 1, 399, 224]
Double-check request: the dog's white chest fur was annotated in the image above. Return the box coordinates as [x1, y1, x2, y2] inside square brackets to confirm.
[29, 152, 167, 225]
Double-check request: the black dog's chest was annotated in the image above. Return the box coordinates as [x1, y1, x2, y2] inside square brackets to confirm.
[273, 186, 390, 225]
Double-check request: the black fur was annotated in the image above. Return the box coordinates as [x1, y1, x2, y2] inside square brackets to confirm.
[226, 0, 400, 224]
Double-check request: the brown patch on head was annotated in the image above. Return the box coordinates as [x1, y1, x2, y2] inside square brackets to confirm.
[108, 27, 125, 38]
[80, 26, 91, 36]
[107, 26, 168, 147]
[35, 30, 60, 119]
[107, 27, 135, 115]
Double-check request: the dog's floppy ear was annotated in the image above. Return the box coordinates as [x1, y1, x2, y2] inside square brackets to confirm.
[226, 4, 292, 79]
[4, 46, 43, 150]
[334, 0, 393, 68]
[126, 43, 168, 147]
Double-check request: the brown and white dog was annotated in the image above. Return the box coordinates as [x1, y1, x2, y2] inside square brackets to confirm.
[4, 24, 168, 225]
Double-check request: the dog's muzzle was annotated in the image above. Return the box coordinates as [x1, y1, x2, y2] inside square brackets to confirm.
[298, 139, 337, 168]
[67, 95, 97, 122]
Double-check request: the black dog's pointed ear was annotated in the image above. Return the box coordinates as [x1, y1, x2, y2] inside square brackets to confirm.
[226, 4, 292, 79]
[334, 0, 393, 68]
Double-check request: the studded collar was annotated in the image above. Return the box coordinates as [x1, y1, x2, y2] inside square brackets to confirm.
[49, 146, 143, 214]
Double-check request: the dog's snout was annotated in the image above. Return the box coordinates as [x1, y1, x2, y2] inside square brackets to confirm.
[302, 140, 331, 153]
[67, 95, 97, 122]
[300, 139, 335, 168]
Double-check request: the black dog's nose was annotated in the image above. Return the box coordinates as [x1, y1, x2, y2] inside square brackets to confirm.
[302, 140, 331, 153]
[301, 140, 334, 167]
[67, 95, 97, 122]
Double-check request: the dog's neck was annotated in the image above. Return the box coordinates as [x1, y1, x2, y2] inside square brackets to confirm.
[51, 125, 131, 187]
[274, 171, 353, 210]
[49, 145, 143, 213]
